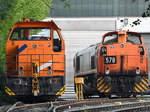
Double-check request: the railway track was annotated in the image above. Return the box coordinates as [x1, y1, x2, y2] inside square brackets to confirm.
[0, 105, 11, 112]
[7, 102, 52, 112]
[54, 98, 137, 112]
[7, 97, 139, 112]
[64, 100, 150, 112]
[84, 101, 150, 112]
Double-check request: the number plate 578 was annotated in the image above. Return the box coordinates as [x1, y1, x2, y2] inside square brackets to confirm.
[104, 56, 116, 64]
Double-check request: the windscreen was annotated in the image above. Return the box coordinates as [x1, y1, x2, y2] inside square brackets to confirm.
[127, 33, 141, 45]
[103, 33, 118, 45]
[10, 27, 50, 40]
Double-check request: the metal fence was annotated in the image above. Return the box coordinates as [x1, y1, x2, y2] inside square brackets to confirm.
[51, 0, 149, 17]
[6, 54, 65, 76]
[0, 54, 65, 91]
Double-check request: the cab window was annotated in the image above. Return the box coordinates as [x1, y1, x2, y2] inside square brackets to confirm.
[10, 27, 50, 40]
[127, 33, 141, 45]
[103, 33, 118, 45]
[53, 30, 62, 52]
[76, 56, 80, 72]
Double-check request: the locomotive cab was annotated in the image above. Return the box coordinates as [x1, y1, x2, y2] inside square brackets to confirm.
[5, 19, 65, 98]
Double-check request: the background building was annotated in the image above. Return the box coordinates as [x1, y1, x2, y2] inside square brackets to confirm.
[51, 0, 149, 17]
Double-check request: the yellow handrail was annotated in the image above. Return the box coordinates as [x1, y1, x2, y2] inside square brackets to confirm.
[32, 62, 40, 96]
[75, 77, 84, 100]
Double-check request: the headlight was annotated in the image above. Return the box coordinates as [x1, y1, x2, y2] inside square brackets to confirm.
[105, 66, 110, 74]
[136, 67, 140, 74]
[19, 66, 23, 75]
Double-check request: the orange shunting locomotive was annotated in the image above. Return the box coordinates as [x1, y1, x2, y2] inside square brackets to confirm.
[5, 18, 65, 98]
[74, 31, 149, 98]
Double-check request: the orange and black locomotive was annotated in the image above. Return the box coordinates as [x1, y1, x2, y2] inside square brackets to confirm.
[5, 19, 65, 99]
[74, 31, 149, 98]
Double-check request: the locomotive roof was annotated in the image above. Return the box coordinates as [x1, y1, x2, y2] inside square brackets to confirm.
[76, 43, 100, 56]
[104, 31, 142, 35]
[14, 20, 61, 30]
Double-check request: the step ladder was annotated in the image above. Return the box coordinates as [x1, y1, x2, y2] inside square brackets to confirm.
[75, 77, 84, 100]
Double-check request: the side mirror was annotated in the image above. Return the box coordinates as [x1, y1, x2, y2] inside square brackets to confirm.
[53, 39, 61, 52]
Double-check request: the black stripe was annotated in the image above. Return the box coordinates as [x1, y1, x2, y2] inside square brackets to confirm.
[99, 79, 110, 92]
[135, 84, 142, 92]
[103, 83, 111, 93]
[98, 83, 107, 92]
[141, 80, 148, 88]
[143, 77, 148, 83]
[138, 83, 146, 91]
[97, 77, 103, 84]
[97, 80, 105, 89]
[140, 82, 148, 91]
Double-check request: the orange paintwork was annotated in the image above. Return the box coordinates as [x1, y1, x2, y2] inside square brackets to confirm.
[97, 31, 148, 75]
[6, 19, 65, 77]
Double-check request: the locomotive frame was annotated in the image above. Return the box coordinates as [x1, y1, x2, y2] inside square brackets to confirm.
[5, 19, 66, 99]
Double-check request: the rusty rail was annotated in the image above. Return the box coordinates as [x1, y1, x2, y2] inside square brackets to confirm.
[53, 98, 137, 112]
[8, 97, 148, 112]
[7, 102, 52, 112]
